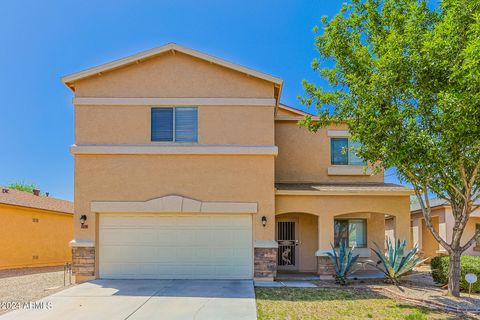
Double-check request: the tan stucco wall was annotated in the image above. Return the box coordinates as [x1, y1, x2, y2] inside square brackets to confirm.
[275, 194, 411, 252]
[199, 106, 274, 145]
[73, 51, 275, 98]
[274, 121, 384, 183]
[421, 216, 440, 260]
[411, 206, 480, 259]
[0, 204, 72, 269]
[385, 217, 396, 244]
[276, 213, 318, 272]
[75, 154, 275, 241]
[75, 105, 275, 145]
[464, 217, 480, 256]
[75, 154, 275, 276]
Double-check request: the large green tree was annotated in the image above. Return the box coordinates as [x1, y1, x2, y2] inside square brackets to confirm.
[301, 0, 480, 296]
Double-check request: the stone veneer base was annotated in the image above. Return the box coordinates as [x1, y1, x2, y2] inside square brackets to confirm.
[71, 245, 279, 281]
[317, 256, 378, 275]
[254, 247, 277, 279]
[317, 256, 335, 275]
[72, 246, 95, 283]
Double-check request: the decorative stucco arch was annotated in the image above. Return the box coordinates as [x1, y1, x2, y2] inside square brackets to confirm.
[333, 210, 391, 217]
[276, 211, 319, 217]
[90, 194, 258, 214]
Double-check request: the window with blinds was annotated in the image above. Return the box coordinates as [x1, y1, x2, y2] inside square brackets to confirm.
[151, 107, 198, 142]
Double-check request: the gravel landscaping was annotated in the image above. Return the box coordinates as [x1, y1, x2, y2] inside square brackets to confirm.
[0, 266, 74, 315]
[376, 269, 480, 313]
[307, 267, 480, 317]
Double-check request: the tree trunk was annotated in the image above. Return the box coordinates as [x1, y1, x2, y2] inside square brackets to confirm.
[447, 251, 461, 297]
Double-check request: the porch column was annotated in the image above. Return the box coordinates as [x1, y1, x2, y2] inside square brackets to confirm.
[70, 240, 96, 283]
[318, 214, 334, 251]
[412, 218, 423, 251]
[395, 213, 412, 248]
[316, 214, 335, 275]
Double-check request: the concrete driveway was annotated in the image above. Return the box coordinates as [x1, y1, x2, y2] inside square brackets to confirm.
[0, 279, 256, 320]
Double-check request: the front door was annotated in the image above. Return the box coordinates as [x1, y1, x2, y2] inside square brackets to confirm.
[276, 220, 299, 271]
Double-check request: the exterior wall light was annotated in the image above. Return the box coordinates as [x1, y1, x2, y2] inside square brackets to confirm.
[80, 215, 87, 226]
[261, 216, 267, 227]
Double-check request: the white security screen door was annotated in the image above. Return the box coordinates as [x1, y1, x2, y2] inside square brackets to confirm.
[276, 220, 299, 271]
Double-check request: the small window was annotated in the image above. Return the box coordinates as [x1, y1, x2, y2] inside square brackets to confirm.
[476, 224, 480, 246]
[330, 138, 365, 166]
[151, 107, 198, 142]
[334, 219, 367, 248]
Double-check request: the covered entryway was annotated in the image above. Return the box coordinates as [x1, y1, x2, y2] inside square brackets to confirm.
[275, 213, 319, 273]
[99, 213, 253, 279]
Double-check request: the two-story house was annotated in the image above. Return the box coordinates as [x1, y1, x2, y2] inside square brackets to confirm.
[62, 43, 412, 283]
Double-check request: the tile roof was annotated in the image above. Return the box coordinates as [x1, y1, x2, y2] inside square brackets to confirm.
[278, 104, 314, 116]
[410, 198, 480, 212]
[0, 187, 73, 214]
[275, 182, 412, 193]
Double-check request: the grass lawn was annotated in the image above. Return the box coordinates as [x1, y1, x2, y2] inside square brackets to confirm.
[256, 287, 471, 320]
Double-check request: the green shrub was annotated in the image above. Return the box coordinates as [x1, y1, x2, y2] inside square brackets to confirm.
[430, 255, 480, 293]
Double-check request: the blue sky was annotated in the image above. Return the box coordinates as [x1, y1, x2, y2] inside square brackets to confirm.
[0, 0, 400, 201]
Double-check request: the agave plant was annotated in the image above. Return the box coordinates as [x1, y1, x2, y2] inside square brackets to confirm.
[370, 239, 426, 285]
[325, 241, 361, 285]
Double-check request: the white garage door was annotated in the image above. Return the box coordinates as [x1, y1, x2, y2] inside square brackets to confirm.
[99, 214, 253, 279]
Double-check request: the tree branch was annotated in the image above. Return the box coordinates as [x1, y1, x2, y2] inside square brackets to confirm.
[414, 187, 451, 251]
[468, 159, 480, 190]
[449, 184, 468, 202]
[461, 228, 480, 252]
[459, 160, 469, 190]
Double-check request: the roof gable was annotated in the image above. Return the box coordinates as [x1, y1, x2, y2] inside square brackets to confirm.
[62, 43, 283, 90]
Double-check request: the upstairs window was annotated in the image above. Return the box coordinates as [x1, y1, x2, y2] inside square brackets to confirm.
[330, 138, 364, 166]
[151, 107, 198, 142]
[334, 219, 367, 248]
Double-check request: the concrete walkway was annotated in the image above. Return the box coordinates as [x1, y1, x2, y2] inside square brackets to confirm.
[0, 279, 257, 320]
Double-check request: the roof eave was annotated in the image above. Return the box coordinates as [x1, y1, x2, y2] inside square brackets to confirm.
[410, 204, 448, 214]
[0, 201, 74, 215]
[277, 104, 314, 116]
[275, 189, 413, 196]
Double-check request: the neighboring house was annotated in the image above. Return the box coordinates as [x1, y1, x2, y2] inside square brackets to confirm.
[62, 43, 412, 283]
[0, 187, 73, 269]
[411, 199, 480, 261]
